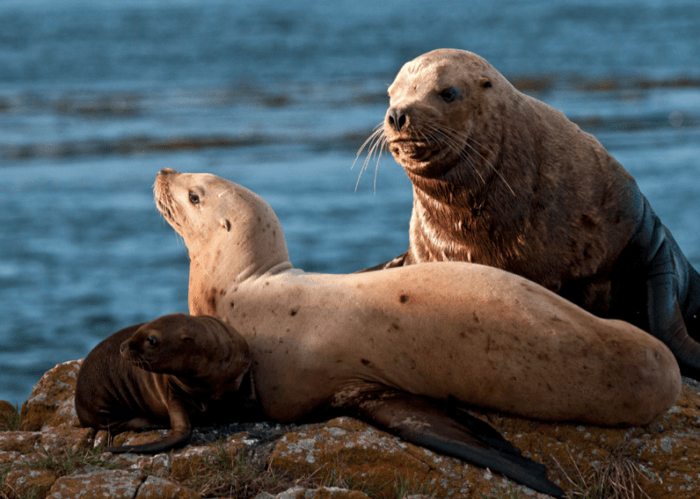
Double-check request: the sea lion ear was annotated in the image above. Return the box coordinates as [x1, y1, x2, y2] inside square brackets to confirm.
[180, 334, 194, 342]
[480, 77, 492, 88]
[220, 218, 231, 232]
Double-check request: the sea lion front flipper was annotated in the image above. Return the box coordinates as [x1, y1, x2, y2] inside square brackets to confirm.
[106, 397, 193, 454]
[356, 251, 409, 273]
[345, 390, 564, 498]
[634, 203, 700, 377]
[106, 429, 192, 454]
[647, 270, 700, 379]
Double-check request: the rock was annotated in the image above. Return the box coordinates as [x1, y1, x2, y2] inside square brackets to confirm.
[269, 417, 549, 499]
[110, 450, 172, 475]
[19, 359, 82, 431]
[256, 486, 372, 499]
[0, 431, 42, 455]
[2, 359, 700, 498]
[2, 467, 56, 499]
[135, 476, 202, 499]
[46, 465, 145, 498]
[40, 426, 95, 454]
[0, 401, 19, 430]
[169, 436, 249, 482]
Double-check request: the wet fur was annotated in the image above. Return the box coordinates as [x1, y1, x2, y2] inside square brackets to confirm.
[365, 48, 700, 377]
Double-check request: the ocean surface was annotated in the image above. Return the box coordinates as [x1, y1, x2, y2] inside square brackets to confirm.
[1, 0, 699, 405]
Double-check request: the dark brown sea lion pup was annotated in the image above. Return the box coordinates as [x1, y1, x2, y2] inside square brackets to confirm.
[75, 314, 251, 454]
[361, 48, 700, 378]
[151, 168, 683, 497]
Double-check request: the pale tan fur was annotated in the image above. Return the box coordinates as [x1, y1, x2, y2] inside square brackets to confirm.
[154, 169, 680, 426]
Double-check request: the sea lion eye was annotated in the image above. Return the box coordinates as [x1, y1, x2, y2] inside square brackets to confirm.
[189, 192, 200, 204]
[147, 335, 158, 346]
[439, 87, 460, 103]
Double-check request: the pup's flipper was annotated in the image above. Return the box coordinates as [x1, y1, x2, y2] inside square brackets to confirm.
[106, 429, 192, 454]
[106, 397, 193, 454]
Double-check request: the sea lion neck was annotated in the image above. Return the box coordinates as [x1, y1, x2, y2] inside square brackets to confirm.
[186, 209, 293, 315]
[154, 169, 293, 315]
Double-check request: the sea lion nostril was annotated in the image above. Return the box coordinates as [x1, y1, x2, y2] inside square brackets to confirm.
[387, 108, 407, 132]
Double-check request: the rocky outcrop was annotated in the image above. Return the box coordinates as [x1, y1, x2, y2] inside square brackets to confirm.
[1, 360, 700, 499]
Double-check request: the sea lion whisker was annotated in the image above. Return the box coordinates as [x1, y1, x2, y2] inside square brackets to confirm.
[422, 122, 486, 185]
[362, 128, 386, 169]
[462, 137, 515, 196]
[427, 120, 501, 181]
[351, 123, 385, 172]
[366, 131, 388, 194]
[144, 169, 684, 496]
[155, 188, 186, 231]
[374, 135, 389, 192]
[353, 124, 387, 192]
[380, 48, 700, 381]
[425, 123, 486, 184]
[353, 129, 382, 183]
[427, 123, 491, 183]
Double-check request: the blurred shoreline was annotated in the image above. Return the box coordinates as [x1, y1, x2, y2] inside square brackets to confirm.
[3, 74, 699, 163]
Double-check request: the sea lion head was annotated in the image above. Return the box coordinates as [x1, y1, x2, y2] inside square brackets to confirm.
[384, 49, 517, 186]
[154, 168, 292, 291]
[120, 313, 251, 389]
[120, 313, 211, 375]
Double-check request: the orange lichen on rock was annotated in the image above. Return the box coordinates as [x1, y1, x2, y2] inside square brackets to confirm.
[2, 360, 700, 499]
[19, 360, 82, 431]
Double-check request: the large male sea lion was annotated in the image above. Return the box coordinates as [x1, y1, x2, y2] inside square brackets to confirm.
[75, 314, 252, 454]
[153, 168, 681, 497]
[362, 48, 700, 378]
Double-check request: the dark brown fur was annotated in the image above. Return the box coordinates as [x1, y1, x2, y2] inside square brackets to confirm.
[374, 49, 700, 376]
[75, 314, 251, 453]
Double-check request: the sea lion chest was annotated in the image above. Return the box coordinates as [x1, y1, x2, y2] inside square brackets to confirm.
[221, 272, 366, 421]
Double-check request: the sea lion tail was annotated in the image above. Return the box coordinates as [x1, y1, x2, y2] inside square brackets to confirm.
[345, 390, 564, 498]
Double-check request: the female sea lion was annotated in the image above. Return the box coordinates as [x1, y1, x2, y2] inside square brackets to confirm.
[361, 48, 700, 378]
[153, 168, 681, 496]
[75, 314, 252, 454]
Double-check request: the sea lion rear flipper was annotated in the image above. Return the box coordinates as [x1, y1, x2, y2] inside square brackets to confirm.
[346, 390, 564, 498]
[356, 251, 409, 273]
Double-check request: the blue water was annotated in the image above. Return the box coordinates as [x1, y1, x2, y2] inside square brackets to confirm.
[1, 0, 700, 405]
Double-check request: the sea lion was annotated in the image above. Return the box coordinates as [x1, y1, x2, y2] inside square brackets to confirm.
[153, 168, 681, 497]
[75, 314, 252, 454]
[361, 48, 700, 378]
